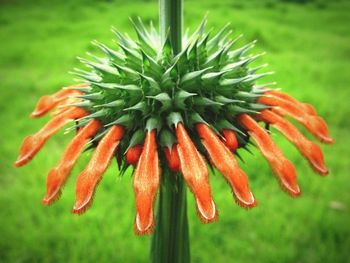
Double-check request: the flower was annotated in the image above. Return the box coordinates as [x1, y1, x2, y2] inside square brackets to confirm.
[14, 18, 333, 235]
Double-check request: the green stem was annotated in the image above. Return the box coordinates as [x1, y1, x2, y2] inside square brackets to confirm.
[150, 170, 190, 263]
[159, 0, 183, 54]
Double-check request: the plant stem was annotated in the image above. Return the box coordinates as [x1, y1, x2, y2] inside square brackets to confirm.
[150, 171, 190, 263]
[159, 0, 183, 54]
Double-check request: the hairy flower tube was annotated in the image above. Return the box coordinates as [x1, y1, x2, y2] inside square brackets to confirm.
[14, 18, 333, 235]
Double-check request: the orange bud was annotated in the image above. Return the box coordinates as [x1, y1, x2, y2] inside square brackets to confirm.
[222, 129, 239, 152]
[163, 145, 180, 172]
[126, 144, 143, 165]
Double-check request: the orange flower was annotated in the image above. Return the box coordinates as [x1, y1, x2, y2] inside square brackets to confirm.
[73, 125, 124, 214]
[238, 114, 300, 196]
[196, 123, 256, 208]
[265, 90, 317, 115]
[258, 92, 333, 144]
[175, 122, 217, 223]
[14, 106, 87, 167]
[42, 119, 102, 205]
[31, 84, 86, 118]
[133, 129, 160, 234]
[258, 110, 328, 175]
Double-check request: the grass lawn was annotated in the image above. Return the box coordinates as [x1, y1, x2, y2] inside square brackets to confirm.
[0, 0, 349, 262]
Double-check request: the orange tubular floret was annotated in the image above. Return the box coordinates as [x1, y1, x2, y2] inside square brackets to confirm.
[163, 145, 180, 172]
[238, 114, 301, 197]
[14, 107, 87, 167]
[176, 123, 217, 223]
[196, 123, 256, 208]
[222, 129, 239, 152]
[258, 94, 333, 144]
[265, 90, 317, 116]
[31, 84, 86, 118]
[50, 96, 82, 117]
[42, 120, 102, 205]
[73, 125, 124, 214]
[133, 130, 160, 235]
[126, 144, 143, 165]
[259, 110, 328, 176]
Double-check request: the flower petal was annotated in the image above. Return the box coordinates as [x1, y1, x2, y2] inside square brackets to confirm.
[176, 123, 217, 223]
[31, 95, 56, 118]
[14, 107, 87, 167]
[126, 144, 143, 165]
[31, 85, 85, 118]
[72, 125, 124, 214]
[50, 96, 82, 117]
[222, 129, 239, 152]
[238, 114, 301, 197]
[42, 120, 101, 205]
[258, 94, 333, 144]
[265, 90, 317, 116]
[163, 145, 180, 172]
[133, 130, 160, 235]
[259, 110, 328, 175]
[196, 123, 256, 208]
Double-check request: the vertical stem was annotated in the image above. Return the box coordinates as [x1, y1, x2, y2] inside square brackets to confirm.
[159, 0, 183, 54]
[151, 170, 190, 263]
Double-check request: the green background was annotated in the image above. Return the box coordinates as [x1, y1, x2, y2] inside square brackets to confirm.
[0, 0, 349, 262]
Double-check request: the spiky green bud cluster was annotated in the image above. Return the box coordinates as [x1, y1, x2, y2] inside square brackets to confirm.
[71, 17, 272, 164]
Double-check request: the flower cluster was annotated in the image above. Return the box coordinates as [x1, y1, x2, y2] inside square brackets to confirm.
[14, 18, 333, 235]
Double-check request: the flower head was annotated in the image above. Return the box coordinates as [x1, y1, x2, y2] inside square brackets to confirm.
[14, 18, 333, 234]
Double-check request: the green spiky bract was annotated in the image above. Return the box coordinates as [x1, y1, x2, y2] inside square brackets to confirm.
[71, 17, 272, 167]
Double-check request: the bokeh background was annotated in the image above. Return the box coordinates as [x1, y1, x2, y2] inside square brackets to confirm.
[0, 0, 349, 262]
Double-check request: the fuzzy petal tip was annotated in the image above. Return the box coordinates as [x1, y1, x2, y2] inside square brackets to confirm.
[14, 136, 40, 167]
[135, 211, 154, 235]
[72, 195, 94, 214]
[233, 188, 257, 209]
[196, 199, 218, 223]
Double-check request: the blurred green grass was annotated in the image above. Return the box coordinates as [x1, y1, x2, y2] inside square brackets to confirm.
[0, 0, 350, 262]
